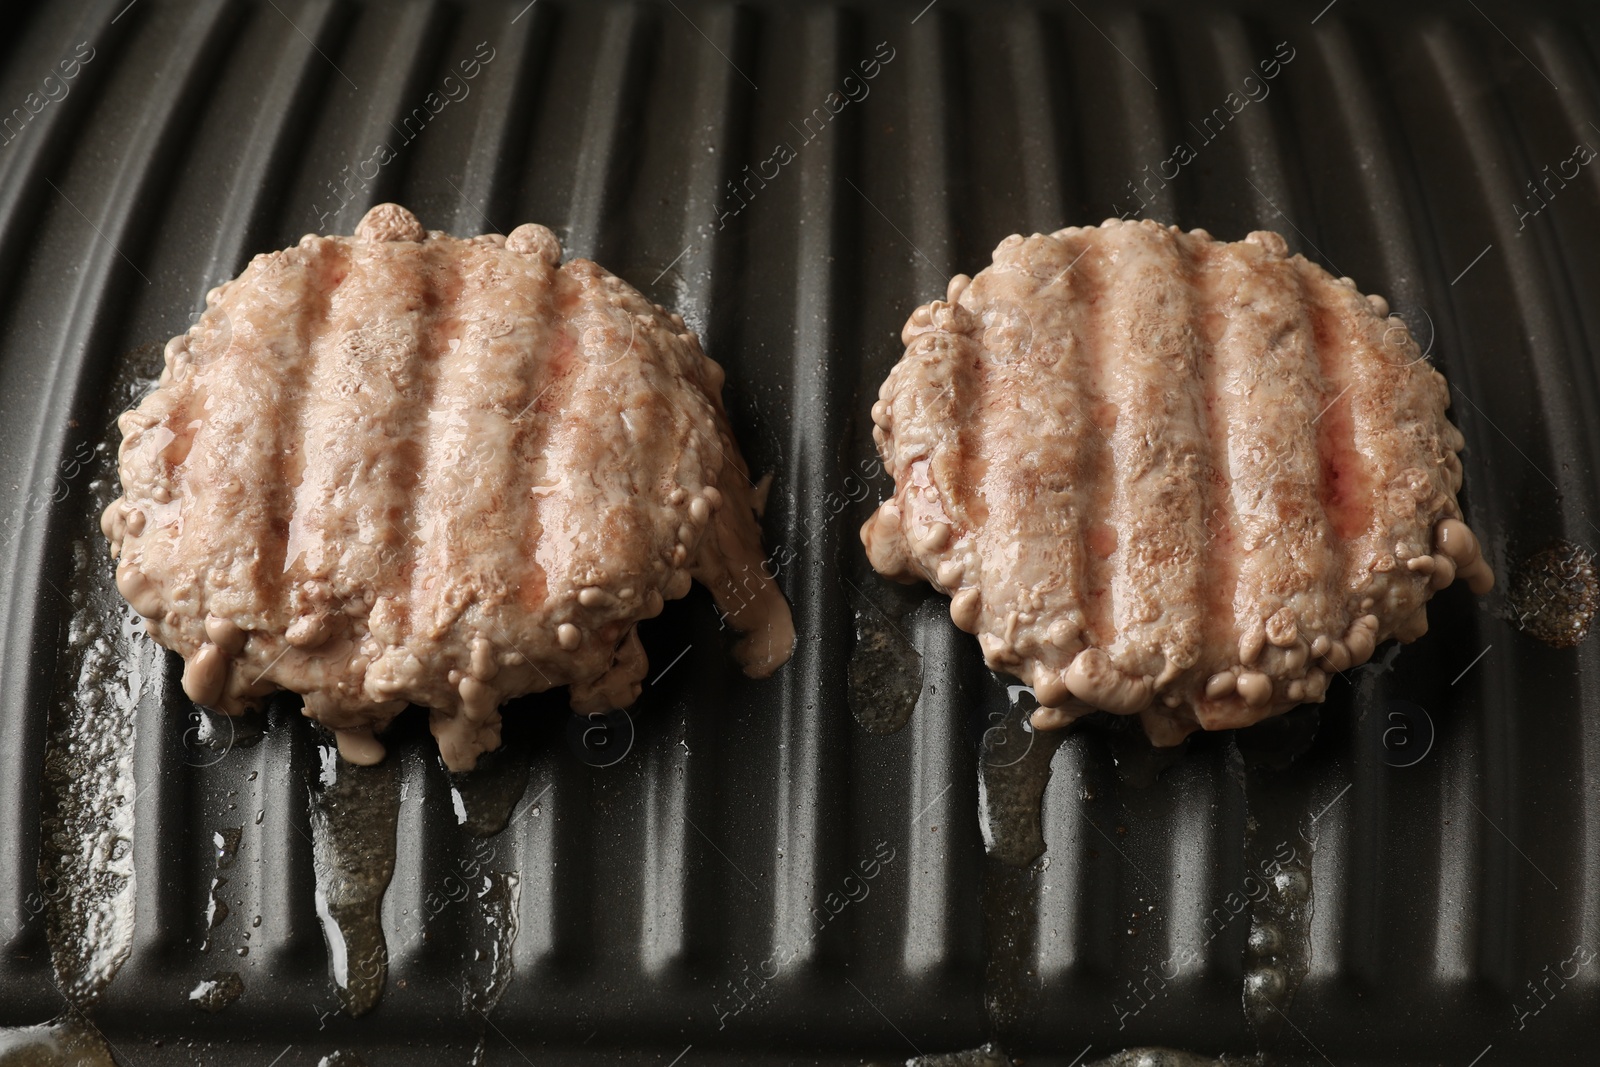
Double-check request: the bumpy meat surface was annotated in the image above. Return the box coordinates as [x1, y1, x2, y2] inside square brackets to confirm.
[862, 219, 1492, 744]
[103, 203, 793, 770]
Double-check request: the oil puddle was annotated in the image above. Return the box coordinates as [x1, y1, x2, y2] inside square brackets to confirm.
[977, 687, 1065, 867]
[846, 584, 923, 735]
[39, 537, 151, 1003]
[0, 1015, 117, 1067]
[448, 741, 528, 1014]
[308, 734, 400, 1017]
[905, 1043, 1012, 1066]
[188, 971, 243, 1013]
[448, 742, 530, 837]
[465, 870, 522, 1014]
[1507, 539, 1598, 647]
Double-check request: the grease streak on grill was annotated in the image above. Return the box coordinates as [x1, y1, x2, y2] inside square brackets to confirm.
[308, 742, 400, 1018]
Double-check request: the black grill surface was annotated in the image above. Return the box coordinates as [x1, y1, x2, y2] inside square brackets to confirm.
[2, 1, 1599, 1063]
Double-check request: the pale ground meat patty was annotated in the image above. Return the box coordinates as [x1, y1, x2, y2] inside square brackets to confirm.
[103, 203, 793, 771]
[862, 218, 1493, 744]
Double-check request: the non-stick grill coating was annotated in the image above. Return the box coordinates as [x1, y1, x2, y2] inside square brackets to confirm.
[1, 1, 1598, 1064]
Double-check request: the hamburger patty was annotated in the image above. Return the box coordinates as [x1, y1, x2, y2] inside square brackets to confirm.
[862, 219, 1492, 744]
[103, 204, 793, 770]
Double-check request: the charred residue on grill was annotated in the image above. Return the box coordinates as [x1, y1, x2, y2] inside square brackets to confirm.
[1507, 539, 1598, 647]
[307, 738, 400, 1017]
[846, 583, 923, 735]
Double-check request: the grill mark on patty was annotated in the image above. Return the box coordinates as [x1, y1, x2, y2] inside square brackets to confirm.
[401, 239, 469, 645]
[1302, 262, 1390, 610]
[526, 263, 645, 657]
[1183, 234, 1242, 685]
[1076, 234, 1117, 652]
[223, 242, 343, 631]
[284, 236, 429, 663]
[507, 263, 577, 619]
[1023, 231, 1097, 670]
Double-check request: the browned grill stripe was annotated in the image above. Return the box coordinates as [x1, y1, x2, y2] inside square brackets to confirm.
[1101, 224, 1209, 686]
[292, 240, 434, 647]
[967, 232, 1097, 680]
[1194, 241, 1270, 686]
[290, 245, 411, 618]
[525, 268, 630, 641]
[1301, 266, 1368, 636]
